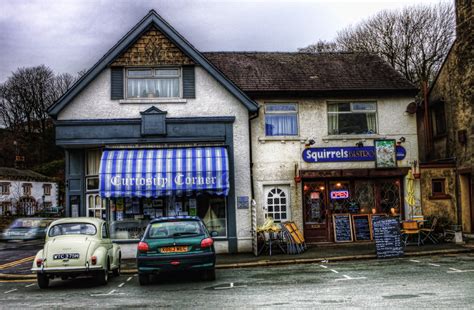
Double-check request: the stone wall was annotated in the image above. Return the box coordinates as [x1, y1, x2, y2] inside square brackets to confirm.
[420, 167, 457, 225]
[111, 27, 194, 67]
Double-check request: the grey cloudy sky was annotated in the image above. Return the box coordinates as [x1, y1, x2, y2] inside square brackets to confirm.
[0, 0, 447, 82]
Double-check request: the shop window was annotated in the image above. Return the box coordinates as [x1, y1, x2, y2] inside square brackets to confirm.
[126, 68, 180, 98]
[264, 186, 290, 222]
[265, 104, 298, 136]
[431, 102, 447, 137]
[22, 183, 32, 196]
[43, 184, 52, 196]
[0, 182, 10, 195]
[328, 102, 377, 135]
[87, 194, 106, 219]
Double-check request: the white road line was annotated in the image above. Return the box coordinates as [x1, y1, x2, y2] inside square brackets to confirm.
[449, 267, 461, 271]
[335, 275, 367, 281]
[343, 275, 351, 279]
[409, 259, 421, 263]
[428, 263, 441, 267]
[126, 277, 132, 282]
[330, 269, 339, 274]
[447, 268, 474, 273]
[319, 265, 328, 269]
[25, 283, 35, 288]
[4, 289, 17, 294]
[118, 283, 125, 288]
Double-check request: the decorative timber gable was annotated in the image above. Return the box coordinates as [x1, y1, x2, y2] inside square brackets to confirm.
[111, 27, 194, 66]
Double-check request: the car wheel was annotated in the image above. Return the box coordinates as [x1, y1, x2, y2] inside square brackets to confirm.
[37, 273, 49, 289]
[113, 256, 121, 277]
[202, 269, 216, 281]
[138, 273, 150, 286]
[96, 264, 108, 285]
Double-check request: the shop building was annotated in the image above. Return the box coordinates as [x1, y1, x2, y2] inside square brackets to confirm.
[47, 11, 258, 256]
[206, 52, 419, 243]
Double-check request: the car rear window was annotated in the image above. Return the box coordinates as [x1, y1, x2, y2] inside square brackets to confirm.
[147, 221, 204, 239]
[10, 219, 43, 228]
[48, 223, 97, 237]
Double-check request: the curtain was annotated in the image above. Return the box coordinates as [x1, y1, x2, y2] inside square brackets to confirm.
[87, 150, 101, 175]
[366, 113, 377, 133]
[327, 104, 339, 135]
[265, 115, 298, 136]
[128, 79, 179, 98]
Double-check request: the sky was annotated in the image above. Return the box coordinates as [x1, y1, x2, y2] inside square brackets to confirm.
[0, 0, 448, 82]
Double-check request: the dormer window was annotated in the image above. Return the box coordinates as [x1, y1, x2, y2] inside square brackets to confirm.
[126, 68, 181, 98]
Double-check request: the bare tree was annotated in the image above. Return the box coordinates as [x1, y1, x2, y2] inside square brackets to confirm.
[299, 2, 455, 86]
[298, 40, 340, 53]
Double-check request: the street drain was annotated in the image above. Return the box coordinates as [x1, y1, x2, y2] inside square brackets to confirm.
[382, 294, 419, 299]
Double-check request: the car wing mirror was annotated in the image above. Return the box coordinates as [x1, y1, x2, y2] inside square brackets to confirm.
[210, 231, 218, 238]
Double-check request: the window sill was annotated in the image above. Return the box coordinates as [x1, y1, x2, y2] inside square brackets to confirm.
[322, 134, 383, 142]
[119, 98, 187, 104]
[429, 194, 451, 200]
[258, 136, 305, 144]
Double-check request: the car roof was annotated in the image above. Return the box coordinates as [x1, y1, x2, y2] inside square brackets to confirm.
[149, 216, 201, 224]
[48, 217, 105, 227]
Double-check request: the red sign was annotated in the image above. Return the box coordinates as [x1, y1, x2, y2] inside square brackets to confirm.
[330, 190, 349, 199]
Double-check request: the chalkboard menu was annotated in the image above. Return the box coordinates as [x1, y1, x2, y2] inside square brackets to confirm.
[371, 214, 386, 236]
[333, 214, 353, 242]
[372, 217, 404, 258]
[352, 215, 372, 241]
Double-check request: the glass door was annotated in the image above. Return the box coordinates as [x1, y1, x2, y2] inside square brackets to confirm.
[303, 181, 329, 243]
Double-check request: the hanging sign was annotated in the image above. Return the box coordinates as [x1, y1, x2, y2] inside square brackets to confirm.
[302, 146, 406, 163]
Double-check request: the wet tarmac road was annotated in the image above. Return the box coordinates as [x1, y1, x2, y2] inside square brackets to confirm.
[0, 253, 473, 309]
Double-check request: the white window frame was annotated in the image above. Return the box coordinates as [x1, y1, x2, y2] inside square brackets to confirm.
[264, 103, 299, 137]
[327, 101, 378, 135]
[125, 67, 182, 99]
[0, 183, 10, 195]
[264, 185, 291, 222]
[86, 193, 106, 219]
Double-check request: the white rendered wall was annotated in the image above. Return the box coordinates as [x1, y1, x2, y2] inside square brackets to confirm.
[0, 179, 58, 213]
[251, 98, 420, 231]
[58, 67, 253, 253]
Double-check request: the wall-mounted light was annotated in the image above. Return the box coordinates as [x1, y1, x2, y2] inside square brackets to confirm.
[305, 138, 316, 148]
[355, 141, 364, 147]
[397, 137, 406, 145]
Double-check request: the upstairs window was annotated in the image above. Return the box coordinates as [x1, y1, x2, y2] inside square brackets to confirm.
[328, 102, 377, 135]
[43, 184, 52, 196]
[265, 104, 298, 136]
[126, 68, 180, 98]
[0, 183, 10, 195]
[431, 102, 447, 137]
[22, 183, 32, 196]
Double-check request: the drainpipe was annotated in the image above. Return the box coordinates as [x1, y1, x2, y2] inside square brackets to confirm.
[423, 81, 432, 157]
[248, 111, 259, 200]
[454, 156, 462, 229]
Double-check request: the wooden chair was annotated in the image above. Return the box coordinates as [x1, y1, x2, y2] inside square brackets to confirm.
[401, 221, 422, 246]
[420, 217, 439, 244]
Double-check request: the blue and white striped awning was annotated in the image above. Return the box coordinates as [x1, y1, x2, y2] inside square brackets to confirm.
[99, 147, 229, 198]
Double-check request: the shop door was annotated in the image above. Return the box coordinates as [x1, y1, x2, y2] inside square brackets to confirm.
[303, 182, 329, 243]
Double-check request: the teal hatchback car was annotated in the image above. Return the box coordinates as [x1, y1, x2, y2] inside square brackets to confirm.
[136, 216, 217, 285]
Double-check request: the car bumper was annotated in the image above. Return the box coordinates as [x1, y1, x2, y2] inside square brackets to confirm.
[31, 265, 103, 274]
[137, 252, 215, 273]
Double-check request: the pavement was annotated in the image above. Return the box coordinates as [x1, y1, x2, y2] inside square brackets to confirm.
[1, 241, 473, 280]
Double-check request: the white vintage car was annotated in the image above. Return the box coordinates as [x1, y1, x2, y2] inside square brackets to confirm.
[31, 217, 121, 288]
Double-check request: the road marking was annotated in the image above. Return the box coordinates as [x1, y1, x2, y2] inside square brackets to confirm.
[319, 265, 328, 269]
[330, 269, 339, 274]
[0, 256, 35, 270]
[118, 282, 125, 288]
[90, 289, 125, 297]
[335, 275, 367, 281]
[409, 259, 421, 263]
[428, 263, 441, 267]
[449, 268, 461, 272]
[126, 277, 132, 282]
[213, 282, 247, 290]
[447, 268, 474, 273]
[25, 283, 36, 288]
[4, 289, 17, 294]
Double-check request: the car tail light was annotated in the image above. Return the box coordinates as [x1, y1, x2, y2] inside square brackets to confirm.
[36, 258, 43, 267]
[201, 238, 213, 248]
[138, 241, 149, 252]
[91, 256, 97, 265]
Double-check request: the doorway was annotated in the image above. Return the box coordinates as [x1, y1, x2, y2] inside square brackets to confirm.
[460, 174, 473, 233]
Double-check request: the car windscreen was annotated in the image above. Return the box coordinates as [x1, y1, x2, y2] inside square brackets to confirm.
[48, 223, 97, 237]
[147, 221, 205, 239]
[10, 219, 42, 229]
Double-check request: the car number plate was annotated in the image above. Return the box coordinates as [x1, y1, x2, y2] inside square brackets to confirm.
[53, 253, 80, 260]
[160, 246, 188, 253]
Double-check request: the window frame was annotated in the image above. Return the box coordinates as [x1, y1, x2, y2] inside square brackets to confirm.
[0, 182, 10, 195]
[125, 67, 182, 99]
[264, 185, 291, 222]
[264, 103, 299, 137]
[327, 101, 378, 135]
[431, 103, 447, 137]
[43, 184, 52, 196]
[22, 183, 32, 196]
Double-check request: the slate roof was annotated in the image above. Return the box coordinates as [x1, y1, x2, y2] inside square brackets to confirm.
[0, 167, 54, 182]
[203, 52, 417, 96]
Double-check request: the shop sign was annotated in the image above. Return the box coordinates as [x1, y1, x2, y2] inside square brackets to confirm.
[330, 190, 349, 199]
[302, 146, 406, 163]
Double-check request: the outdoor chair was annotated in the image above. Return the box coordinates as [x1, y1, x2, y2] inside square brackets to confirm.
[420, 217, 439, 244]
[400, 221, 422, 246]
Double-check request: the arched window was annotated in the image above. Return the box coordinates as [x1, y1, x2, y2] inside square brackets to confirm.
[264, 186, 290, 222]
